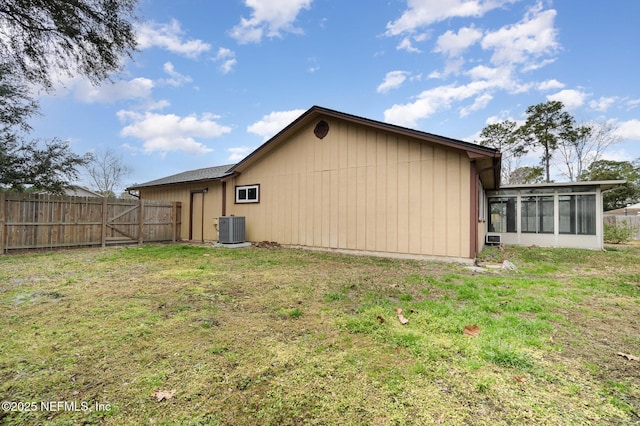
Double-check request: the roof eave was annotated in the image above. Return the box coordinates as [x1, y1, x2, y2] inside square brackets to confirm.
[126, 175, 232, 191]
[499, 180, 627, 191]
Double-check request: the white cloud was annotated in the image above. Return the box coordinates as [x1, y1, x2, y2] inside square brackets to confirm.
[247, 109, 306, 140]
[377, 71, 410, 93]
[383, 60, 524, 126]
[546, 89, 588, 109]
[136, 20, 211, 58]
[74, 77, 154, 103]
[386, 0, 516, 36]
[434, 26, 483, 57]
[614, 119, 640, 140]
[230, 0, 313, 44]
[213, 48, 237, 74]
[227, 146, 257, 162]
[627, 99, 640, 110]
[601, 148, 634, 162]
[397, 36, 422, 53]
[466, 64, 503, 81]
[384, 80, 498, 127]
[162, 62, 193, 87]
[117, 110, 232, 155]
[383, 3, 563, 126]
[538, 79, 564, 91]
[589, 96, 617, 112]
[460, 93, 493, 116]
[481, 6, 558, 68]
[307, 57, 320, 73]
[145, 99, 171, 111]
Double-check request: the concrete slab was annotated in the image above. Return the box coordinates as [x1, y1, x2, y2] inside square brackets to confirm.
[213, 242, 252, 249]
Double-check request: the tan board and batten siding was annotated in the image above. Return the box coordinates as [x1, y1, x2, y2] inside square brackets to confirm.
[141, 183, 223, 241]
[227, 117, 472, 260]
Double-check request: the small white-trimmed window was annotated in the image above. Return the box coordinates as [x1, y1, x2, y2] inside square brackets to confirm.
[235, 184, 260, 203]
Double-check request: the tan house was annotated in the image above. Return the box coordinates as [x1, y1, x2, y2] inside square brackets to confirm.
[128, 106, 621, 261]
[129, 106, 501, 262]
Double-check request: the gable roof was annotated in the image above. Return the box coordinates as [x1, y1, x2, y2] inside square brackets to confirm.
[229, 105, 502, 189]
[128, 106, 503, 191]
[127, 164, 235, 190]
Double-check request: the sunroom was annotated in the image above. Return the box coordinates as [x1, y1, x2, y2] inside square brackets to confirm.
[486, 181, 624, 250]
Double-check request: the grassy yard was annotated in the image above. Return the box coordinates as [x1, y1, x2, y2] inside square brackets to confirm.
[0, 243, 638, 425]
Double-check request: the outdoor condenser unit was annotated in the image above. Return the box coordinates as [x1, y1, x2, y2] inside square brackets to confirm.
[218, 216, 246, 244]
[485, 233, 501, 245]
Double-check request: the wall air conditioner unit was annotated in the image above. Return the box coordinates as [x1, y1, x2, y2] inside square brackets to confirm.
[218, 216, 246, 244]
[485, 233, 501, 245]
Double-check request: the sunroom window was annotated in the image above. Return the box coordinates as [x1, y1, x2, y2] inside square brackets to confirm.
[559, 194, 596, 235]
[488, 197, 516, 233]
[521, 196, 554, 234]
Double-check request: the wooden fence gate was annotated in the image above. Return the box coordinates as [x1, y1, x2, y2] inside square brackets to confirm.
[0, 193, 181, 253]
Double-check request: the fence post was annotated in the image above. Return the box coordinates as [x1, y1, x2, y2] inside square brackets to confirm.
[138, 199, 145, 245]
[101, 197, 108, 247]
[0, 192, 5, 254]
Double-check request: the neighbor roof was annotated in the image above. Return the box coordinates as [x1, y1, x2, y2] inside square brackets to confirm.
[127, 164, 235, 190]
[604, 202, 640, 215]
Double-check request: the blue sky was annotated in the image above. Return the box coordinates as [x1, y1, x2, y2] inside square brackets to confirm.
[31, 0, 640, 192]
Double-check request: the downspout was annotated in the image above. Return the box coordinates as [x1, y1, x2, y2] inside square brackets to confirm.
[469, 161, 479, 259]
[221, 181, 227, 216]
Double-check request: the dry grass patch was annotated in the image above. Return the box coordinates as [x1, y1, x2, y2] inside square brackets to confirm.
[0, 244, 638, 424]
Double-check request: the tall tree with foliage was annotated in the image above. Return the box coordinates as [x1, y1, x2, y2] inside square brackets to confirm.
[581, 159, 640, 210]
[0, 0, 138, 193]
[1, 136, 91, 193]
[508, 166, 544, 185]
[0, 0, 138, 90]
[518, 101, 575, 183]
[477, 120, 525, 184]
[0, 67, 91, 192]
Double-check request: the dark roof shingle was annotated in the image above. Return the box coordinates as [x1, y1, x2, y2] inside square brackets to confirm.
[128, 164, 235, 190]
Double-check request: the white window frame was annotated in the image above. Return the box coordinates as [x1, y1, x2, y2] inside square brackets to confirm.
[235, 184, 260, 204]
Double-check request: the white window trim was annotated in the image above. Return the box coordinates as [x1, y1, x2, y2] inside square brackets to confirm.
[235, 184, 260, 204]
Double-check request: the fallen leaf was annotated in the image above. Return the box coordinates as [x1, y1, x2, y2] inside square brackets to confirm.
[498, 300, 510, 306]
[151, 389, 176, 401]
[377, 315, 385, 324]
[390, 283, 398, 288]
[395, 308, 409, 325]
[463, 324, 481, 337]
[617, 352, 639, 361]
[513, 376, 527, 383]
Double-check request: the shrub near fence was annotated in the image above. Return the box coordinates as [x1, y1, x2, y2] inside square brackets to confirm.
[603, 215, 640, 241]
[0, 192, 181, 253]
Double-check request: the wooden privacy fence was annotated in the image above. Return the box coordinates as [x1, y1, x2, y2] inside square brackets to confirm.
[604, 215, 640, 240]
[0, 192, 181, 253]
